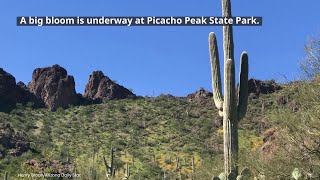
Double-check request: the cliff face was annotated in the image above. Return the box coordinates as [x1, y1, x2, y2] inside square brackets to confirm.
[0, 68, 18, 112]
[1, 65, 284, 113]
[0, 68, 43, 112]
[28, 64, 80, 111]
[0, 65, 137, 112]
[84, 71, 136, 101]
[247, 79, 282, 95]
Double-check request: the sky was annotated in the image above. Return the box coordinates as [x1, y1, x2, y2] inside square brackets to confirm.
[0, 0, 319, 97]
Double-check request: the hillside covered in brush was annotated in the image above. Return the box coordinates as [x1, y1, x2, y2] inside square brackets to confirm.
[1, 33, 320, 179]
[2, 72, 318, 179]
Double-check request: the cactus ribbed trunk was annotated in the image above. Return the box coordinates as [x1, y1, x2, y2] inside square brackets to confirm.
[125, 162, 130, 179]
[222, 0, 238, 176]
[224, 59, 238, 177]
[103, 148, 115, 177]
[209, 0, 249, 179]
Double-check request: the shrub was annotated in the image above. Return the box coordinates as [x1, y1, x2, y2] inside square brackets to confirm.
[300, 34, 320, 79]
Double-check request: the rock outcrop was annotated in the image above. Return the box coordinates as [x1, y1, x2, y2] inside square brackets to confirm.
[187, 88, 213, 100]
[0, 68, 18, 112]
[187, 79, 281, 105]
[28, 65, 80, 111]
[16, 82, 44, 108]
[247, 78, 282, 96]
[0, 123, 30, 158]
[260, 128, 278, 159]
[186, 88, 213, 105]
[0, 68, 43, 112]
[84, 71, 136, 101]
[17, 81, 27, 89]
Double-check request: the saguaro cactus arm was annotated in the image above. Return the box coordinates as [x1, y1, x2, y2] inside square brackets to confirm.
[209, 32, 224, 111]
[125, 162, 130, 178]
[237, 52, 249, 120]
[224, 58, 236, 119]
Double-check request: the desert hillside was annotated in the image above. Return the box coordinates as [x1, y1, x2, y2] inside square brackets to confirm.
[2, 64, 319, 179]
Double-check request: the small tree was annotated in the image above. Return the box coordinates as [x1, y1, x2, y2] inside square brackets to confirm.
[300, 34, 320, 79]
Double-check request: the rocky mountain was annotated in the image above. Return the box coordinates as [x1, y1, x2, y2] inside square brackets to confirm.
[247, 78, 282, 96]
[28, 64, 80, 111]
[0, 65, 138, 112]
[84, 71, 136, 102]
[0, 66, 282, 113]
[186, 88, 213, 106]
[0, 68, 43, 112]
[0, 68, 19, 112]
[186, 79, 282, 105]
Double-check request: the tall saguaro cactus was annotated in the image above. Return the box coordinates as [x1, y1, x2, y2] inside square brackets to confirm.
[209, 0, 249, 178]
[4, 172, 8, 180]
[103, 148, 115, 177]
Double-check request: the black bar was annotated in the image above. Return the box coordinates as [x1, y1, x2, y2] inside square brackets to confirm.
[17, 16, 263, 26]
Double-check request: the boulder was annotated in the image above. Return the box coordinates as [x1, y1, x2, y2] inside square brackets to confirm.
[84, 71, 135, 101]
[28, 64, 80, 111]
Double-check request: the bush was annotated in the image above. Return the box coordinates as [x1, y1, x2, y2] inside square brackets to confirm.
[300, 34, 320, 79]
[241, 81, 320, 179]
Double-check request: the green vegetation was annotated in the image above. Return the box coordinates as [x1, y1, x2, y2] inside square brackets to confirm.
[0, 93, 267, 179]
[0, 31, 319, 180]
[0, 78, 320, 179]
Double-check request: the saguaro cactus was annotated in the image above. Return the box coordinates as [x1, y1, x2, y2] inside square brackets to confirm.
[209, 0, 249, 178]
[4, 172, 8, 180]
[103, 148, 115, 177]
[123, 162, 130, 180]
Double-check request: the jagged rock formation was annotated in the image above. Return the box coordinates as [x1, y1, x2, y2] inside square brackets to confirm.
[247, 78, 282, 96]
[16, 82, 44, 108]
[28, 64, 79, 111]
[187, 88, 213, 101]
[187, 79, 281, 106]
[0, 68, 43, 112]
[0, 123, 30, 158]
[84, 71, 136, 101]
[0, 68, 18, 112]
[17, 81, 27, 89]
[186, 88, 213, 106]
